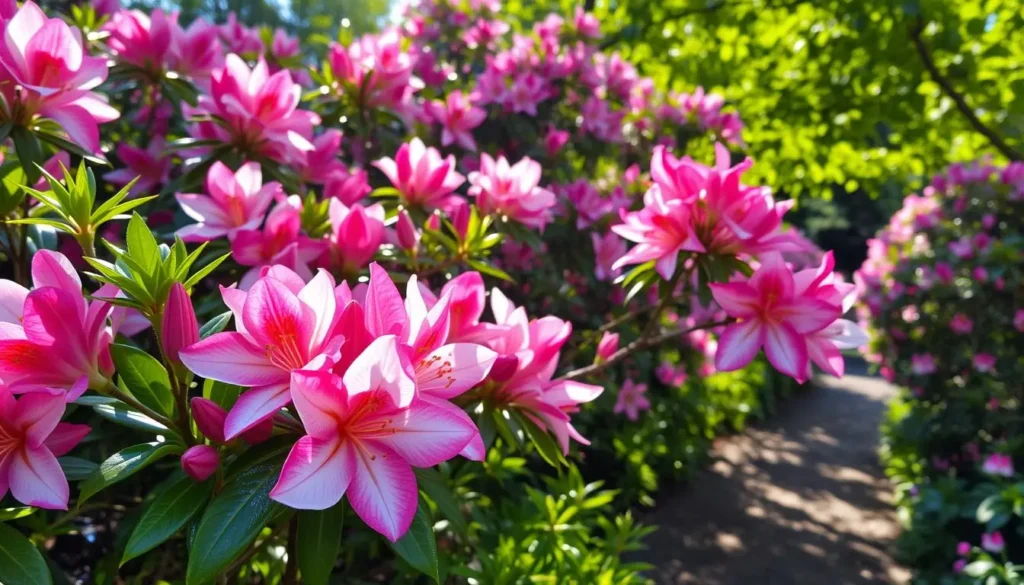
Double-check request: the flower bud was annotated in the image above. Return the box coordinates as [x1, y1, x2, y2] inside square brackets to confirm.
[162, 282, 199, 363]
[396, 209, 420, 252]
[327, 42, 353, 81]
[595, 332, 619, 363]
[181, 445, 219, 481]
[191, 397, 227, 443]
[450, 199, 471, 240]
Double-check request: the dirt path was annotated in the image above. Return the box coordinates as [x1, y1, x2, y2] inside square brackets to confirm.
[634, 360, 910, 585]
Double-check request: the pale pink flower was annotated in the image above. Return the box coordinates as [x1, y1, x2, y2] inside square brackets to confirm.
[982, 532, 1005, 553]
[180, 444, 219, 481]
[469, 154, 556, 229]
[0, 251, 117, 392]
[973, 353, 997, 373]
[104, 137, 172, 197]
[0, 1, 119, 152]
[218, 13, 263, 55]
[710, 253, 843, 382]
[373, 138, 465, 211]
[614, 379, 650, 421]
[426, 90, 486, 151]
[179, 269, 346, 439]
[0, 388, 90, 509]
[983, 453, 1014, 477]
[911, 354, 937, 376]
[186, 54, 319, 165]
[175, 161, 281, 242]
[591, 231, 626, 282]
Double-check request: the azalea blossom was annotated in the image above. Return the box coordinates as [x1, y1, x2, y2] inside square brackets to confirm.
[176, 161, 281, 242]
[0, 251, 117, 393]
[591, 231, 626, 281]
[317, 200, 386, 277]
[982, 453, 1014, 477]
[179, 269, 345, 439]
[426, 90, 486, 151]
[612, 184, 705, 279]
[973, 353, 997, 373]
[982, 532, 1005, 553]
[186, 54, 319, 164]
[103, 8, 176, 74]
[949, 313, 973, 335]
[910, 353, 936, 376]
[270, 363, 477, 541]
[0, 388, 90, 509]
[373, 138, 465, 211]
[468, 154, 556, 229]
[296, 130, 346, 185]
[656, 361, 687, 386]
[0, 1, 119, 152]
[709, 253, 844, 382]
[104, 137, 172, 197]
[613, 379, 650, 421]
[232, 195, 323, 289]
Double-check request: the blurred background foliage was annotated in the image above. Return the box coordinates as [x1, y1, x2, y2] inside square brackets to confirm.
[54, 0, 1024, 270]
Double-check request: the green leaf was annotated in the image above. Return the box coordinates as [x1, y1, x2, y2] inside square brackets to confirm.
[199, 311, 232, 339]
[186, 461, 284, 585]
[513, 411, 566, 468]
[11, 127, 44, 184]
[122, 473, 214, 564]
[414, 468, 466, 534]
[296, 504, 344, 585]
[466, 259, 513, 282]
[0, 507, 36, 521]
[59, 457, 98, 482]
[125, 213, 160, 275]
[388, 505, 439, 583]
[79, 442, 181, 504]
[202, 378, 241, 411]
[110, 343, 175, 417]
[92, 402, 168, 434]
[182, 252, 231, 290]
[0, 522, 53, 585]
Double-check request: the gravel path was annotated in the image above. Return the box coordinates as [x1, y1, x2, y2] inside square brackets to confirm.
[634, 360, 910, 585]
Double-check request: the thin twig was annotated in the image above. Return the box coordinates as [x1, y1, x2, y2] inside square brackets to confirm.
[558, 319, 733, 381]
[910, 19, 1021, 161]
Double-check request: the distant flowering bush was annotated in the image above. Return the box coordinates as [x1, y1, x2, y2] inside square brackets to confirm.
[858, 161, 1024, 585]
[0, 0, 861, 583]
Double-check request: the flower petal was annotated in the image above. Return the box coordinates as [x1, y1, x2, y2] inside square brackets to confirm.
[12, 390, 65, 448]
[714, 320, 765, 372]
[763, 322, 809, 382]
[709, 282, 759, 318]
[364, 263, 409, 338]
[31, 250, 81, 294]
[369, 398, 477, 467]
[342, 335, 416, 409]
[297, 269, 338, 353]
[223, 383, 291, 440]
[44, 423, 91, 457]
[10, 445, 69, 510]
[290, 370, 348, 441]
[348, 441, 418, 542]
[270, 434, 354, 510]
[179, 332, 285, 386]
[415, 343, 497, 399]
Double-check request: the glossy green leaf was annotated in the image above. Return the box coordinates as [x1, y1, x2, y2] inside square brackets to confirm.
[110, 343, 175, 417]
[296, 504, 345, 585]
[388, 505, 439, 583]
[198, 311, 232, 339]
[0, 522, 52, 585]
[122, 473, 214, 564]
[59, 457, 98, 482]
[92, 402, 168, 434]
[79, 442, 181, 504]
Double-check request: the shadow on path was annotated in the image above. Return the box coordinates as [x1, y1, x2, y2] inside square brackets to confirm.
[631, 360, 910, 585]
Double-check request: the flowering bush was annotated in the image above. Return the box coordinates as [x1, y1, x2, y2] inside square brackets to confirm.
[856, 162, 1024, 584]
[0, 0, 865, 583]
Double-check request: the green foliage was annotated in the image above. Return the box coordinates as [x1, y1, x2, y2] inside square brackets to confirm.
[0, 522, 52, 585]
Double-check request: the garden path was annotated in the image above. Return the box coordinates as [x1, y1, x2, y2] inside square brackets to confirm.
[634, 359, 911, 584]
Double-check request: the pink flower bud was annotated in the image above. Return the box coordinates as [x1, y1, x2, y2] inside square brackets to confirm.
[450, 200, 471, 240]
[488, 355, 519, 382]
[426, 213, 441, 231]
[191, 397, 227, 443]
[181, 445, 219, 481]
[396, 209, 420, 252]
[162, 282, 199, 363]
[595, 332, 619, 363]
[328, 42, 353, 81]
[956, 542, 971, 556]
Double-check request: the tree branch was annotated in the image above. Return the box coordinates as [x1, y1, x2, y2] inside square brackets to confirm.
[558, 319, 733, 381]
[910, 20, 1021, 161]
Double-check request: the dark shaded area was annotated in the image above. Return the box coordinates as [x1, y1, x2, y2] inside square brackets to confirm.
[631, 359, 909, 585]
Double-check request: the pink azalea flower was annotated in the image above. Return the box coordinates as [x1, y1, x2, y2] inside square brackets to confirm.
[175, 161, 282, 242]
[0, 388, 90, 509]
[426, 90, 486, 151]
[953, 559, 967, 574]
[317, 199, 386, 277]
[270, 362, 477, 541]
[170, 17, 223, 81]
[468, 154, 556, 230]
[591, 230, 626, 282]
[1015, 309, 1024, 332]
[656, 361, 687, 386]
[0, 1, 119, 153]
[179, 269, 346, 439]
[982, 532, 1005, 553]
[231, 195, 323, 289]
[324, 167, 372, 205]
[911, 353, 937, 376]
[104, 137, 172, 197]
[562, 181, 615, 229]
[956, 542, 971, 556]
[0, 251, 117, 392]
[973, 353, 997, 373]
[296, 130, 345, 185]
[612, 184, 705, 280]
[270, 28, 300, 60]
[373, 138, 465, 211]
[949, 313, 973, 335]
[613, 379, 650, 421]
[103, 8, 176, 74]
[218, 13, 263, 55]
[544, 125, 570, 157]
[709, 253, 843, 382]
[343, 29, 419, 108]
[982, 453, 1014, 477]
[186, 54, 319, 165]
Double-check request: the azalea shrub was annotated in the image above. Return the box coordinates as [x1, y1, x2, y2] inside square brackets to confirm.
[856, 162, 1024, 584]
[0, 0, 867, 583]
